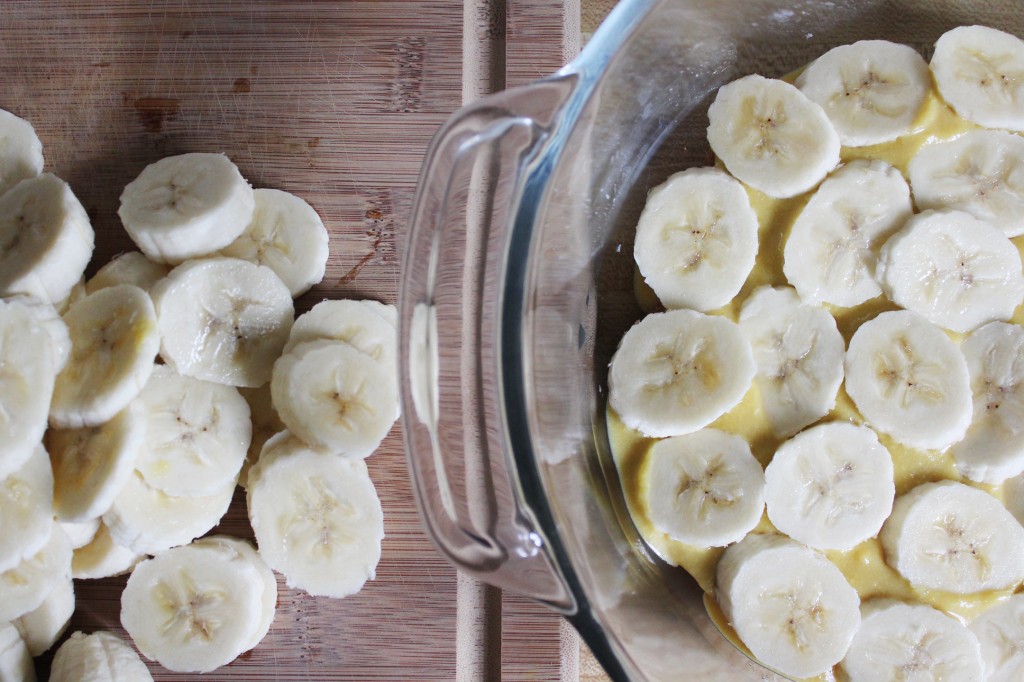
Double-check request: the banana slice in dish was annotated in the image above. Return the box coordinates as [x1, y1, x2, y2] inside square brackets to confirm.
[50, 630, 153, 682]
[971, 593, 1024, 682]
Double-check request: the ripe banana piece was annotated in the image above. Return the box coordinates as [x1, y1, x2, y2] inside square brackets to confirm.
[716, 533, 861, 679]
[738, 286, 845, 437]
[931, 25, 1024, 131]
[880, 480, 1024, 593]
[782, 159, 912, 307]
[239, 384, 284, 489]
[247, 431, 384, 598]
[13, 578, 74, 656]
[85, 251, 170, 295]
[0, 173, 93, 305]
[71, 522, 144, 580]
[0, 623, 34, 682]
[0, 525, 72, 622]
[844, 310, 972, 450]
[284, 298, 398, 366]
[632, 167, 757, 312]
[0, 444, 54, 574]
[707, 74, 840, 198]
[118, 152, 255, 264]
[608, 309, 755, 438]
[219, 188, 329, 297]
[796, 40, 931, 146]
[50, 630, 152, 682]
[151, 257, 294, 387]
[971, 593, 1024, 681]
[0, 108, 43, 196]
[60, 517, 99, 550]
[640, 428, 764, 547]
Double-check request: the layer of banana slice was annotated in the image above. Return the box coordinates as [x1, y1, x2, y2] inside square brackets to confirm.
[632, 167, 758, 312]
[219, 188, 330, 297]
[841, 600, 984, 681]
[85, 250, 170, 295]
[707, 74, 840, 198]
[0, 108, 43, 195]
[50, 630, 153, 682]
[640, 428, 764, 548]
[716, 533, 861, 679]
[609, 309, 755, 438]
[284, 298, 398, 369]
[239, 384, 284, 489]
[796, 40, 931, 146]
[13, 577, 74, 656]
[118, 152, 255, 264]
[738, 286, 845, 437]
[970, 593, 1024, 681]
[782, 159, 912, 307]
[931, 25, 1024, 132]
[880, 480, 1024, 593]
[151, 257, 294, 388]
[844, 310, 972, 450]
[0, 525, 72, 622]
[0, 623, 33, 682]
[71, 522, 144, 580]
[247, 431, 384, 598]
[60, 517, 99, 550]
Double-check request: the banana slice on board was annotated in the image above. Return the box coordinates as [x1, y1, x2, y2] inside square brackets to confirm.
[971, 593, 1024, 682]
[85, 251, 170, 295]
[0, 525, 72, 622]
[0, 108, 43, 196]
[60, 517, 100, 550]
[284, 298, 398, 365]
[880, 480, 1024, 593]
[71, 522, 144, 580]
[13, 577, 74, 656]
[0, 444, 55, 573]
[50, 630, 153, 682]
[239, 384, 284, 489]
[0, 623, 34, 682]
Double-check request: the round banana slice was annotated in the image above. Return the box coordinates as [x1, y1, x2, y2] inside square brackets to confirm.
[134, 365, 250, 496]
[880, 480, 1024, 593]
[878, 209, 1024, 333]
[85, 251, 170, 295]
[121, 542, 266, 673]
[219, 188, 329, 297]
[707, 74, 840, 198]
[0, 108, 43, 195]
[738, 286, 845, 437]
[50, 630, 153, 682]
[0, 173, 93, 305]
[0, 623, 33, 682]
[971, 593, 1024, 681]
[247, 431, 384, 598]
[641, 428, 764, 547]
[151, 257, 294, 388]
[764, 422, 895, 551]
[284, 298, 398, 367]
[238, 384, 284, 489]
[608, 309, 755, 438]
[50, 284, 160, 429]
[13, 577, 74, 656]
[71, 522, 144, 580]
[118, 152, 255, 264]
[931, 25, 1024, 132]
[632, 167, 758, 312]
[782, 159, 912, 307]
[60, 517, 100, 550]
[842, 600, 984, 681]
[716, 533, 861, 679]
[0, 525, 72, 622]
[0, 444, 55, 573]
[845, 310, 972, 450]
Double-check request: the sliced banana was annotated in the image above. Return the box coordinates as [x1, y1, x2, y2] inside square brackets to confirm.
[284, 298, 398, 364]
[49, 284, 160, 429]
[85, 251, 170, 295]
[707, 74, 840, 198]
[844, 310, 972, 450]
[219, 188, 329, 297]
[0, 623, 34, 682]
[738, 286, 845, 437]
[796, 40, 931, 146]
[971, 593, 1024, 681]
[608, 309, 755, 438]
[931, 25, 1024, 132]
[716, 533, 861, 679]
[118, 152, 255, 264]
[0, 444, 54, 573]
[134, 365, 250, 497]
[0, 525, 72, 622]
[13, 578, 74, 656]
[841, 600, 984, 681]
[50, 630, 153, 682]
[71, 522, 144, 580]
[632, 167, 757, 311]
[0, 108, 43, 196]
[238, 384, 284, 489]
[151, 257, 294, 388]
[764, 422, 894, 551]
[247, 431, 384, 598]
[880, 480, 1024, 593]
[782, 159, 912, 307]
[640, 428, 764, 548]
[0, 173, 93, 305]
[60, 517, 100, 550]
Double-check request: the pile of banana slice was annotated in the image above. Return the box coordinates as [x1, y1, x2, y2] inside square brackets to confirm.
[615, 25, 1024, 680]
[0, 109, 399, 677]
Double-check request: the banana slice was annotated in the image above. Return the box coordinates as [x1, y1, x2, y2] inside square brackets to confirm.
[931, 25, 1024, 132]
[50, 631, 153, 682]
[738, 286, 845, 437]
[632, 167, 758, 311]
[0, 108, 43, 196]
[271, 340, 397, 457]
[120, 541, 266, 673]
[0, 623, 34, 682]
[844, 310, 972, 450]
[841, 600, 984, 681]
[134, 365, 250, 497]
[239, 384, 284, 489]
[608, 309, 755, 438]
[971, 593, 1024, 681]
[878, 209, 1024, 333]
[247, 431, 384, 598]
[716, 533, 861, 679]
[284, 298, 398, 366]
[880, 480, 1024, 593]
[85, 251, 170, 295]
[219, 188, 329, 297]
[0, 444, 55, 573]
[49, 284, 160, 429]
[0, 173, 93, 305]
[764, 422, 895, 551]
[640, 428, 764, 547]
[707, 74, 840, 198]
[151, 257, 294, 388]
[0, 525, 72, 622]
[782, 159, 912, 307]
[118, 152, 255, 264]
[60, 517, 100, 550]
[13, 578, 74, 656]
[72, 522, 144, 580]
